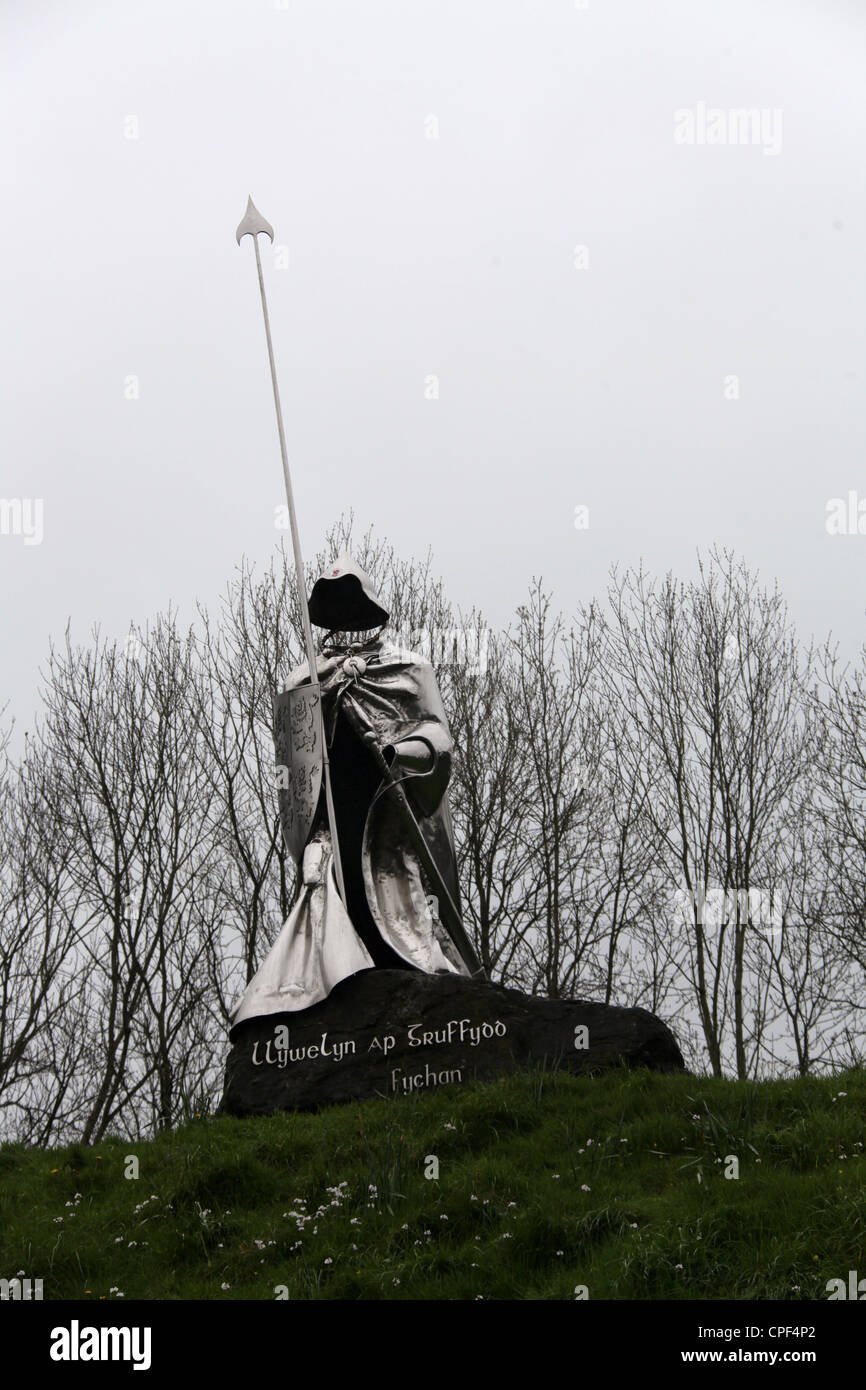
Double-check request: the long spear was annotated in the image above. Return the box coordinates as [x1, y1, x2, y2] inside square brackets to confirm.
[236, 196, 347, 904]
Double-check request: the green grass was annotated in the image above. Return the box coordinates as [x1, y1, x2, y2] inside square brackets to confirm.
[1, 1066, 864, 1300]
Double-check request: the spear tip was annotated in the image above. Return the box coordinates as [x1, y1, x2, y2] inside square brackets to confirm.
[236, 196, 275, 245]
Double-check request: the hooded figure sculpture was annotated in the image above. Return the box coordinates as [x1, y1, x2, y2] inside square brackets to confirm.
[230, 555, 480, 1030]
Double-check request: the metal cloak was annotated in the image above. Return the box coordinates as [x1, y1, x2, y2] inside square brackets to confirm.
[229, 637, 471, 1030]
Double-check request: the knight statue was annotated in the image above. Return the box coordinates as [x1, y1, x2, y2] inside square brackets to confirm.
[230, 554, 482, 1029]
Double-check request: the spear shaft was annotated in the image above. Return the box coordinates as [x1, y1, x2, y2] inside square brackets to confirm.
[236, 197, 346, 903]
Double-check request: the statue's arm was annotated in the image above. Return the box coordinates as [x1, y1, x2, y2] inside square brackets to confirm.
[282, 653, 339, 691]
[382, 663, 454, 815]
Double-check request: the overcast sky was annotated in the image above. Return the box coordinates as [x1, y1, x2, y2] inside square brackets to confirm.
[1, 0, 863, 737]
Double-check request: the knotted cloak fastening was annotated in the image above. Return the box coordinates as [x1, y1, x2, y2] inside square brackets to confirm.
[229, 637, 470, 1030]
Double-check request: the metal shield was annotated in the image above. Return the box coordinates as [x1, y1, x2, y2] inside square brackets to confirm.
[274, 683, 324, 865]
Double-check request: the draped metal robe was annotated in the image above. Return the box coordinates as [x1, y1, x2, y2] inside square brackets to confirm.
[230, 637, 469, 1029]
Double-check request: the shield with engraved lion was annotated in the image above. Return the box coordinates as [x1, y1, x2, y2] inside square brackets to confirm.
[274, 682, 324, 865]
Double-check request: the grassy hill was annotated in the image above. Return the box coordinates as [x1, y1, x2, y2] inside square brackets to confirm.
[1, 1065, 864, 1301]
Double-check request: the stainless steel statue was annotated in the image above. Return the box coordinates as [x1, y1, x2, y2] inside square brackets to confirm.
[230, 555, 482, 1027]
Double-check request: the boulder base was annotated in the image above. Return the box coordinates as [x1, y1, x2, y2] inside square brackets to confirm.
[220, 969, 685, 1115]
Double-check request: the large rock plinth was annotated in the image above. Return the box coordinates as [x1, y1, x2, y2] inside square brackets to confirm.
[220, 970, 685, 1115]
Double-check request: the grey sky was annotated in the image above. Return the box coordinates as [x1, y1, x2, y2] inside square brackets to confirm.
[1, 0, 864, 737]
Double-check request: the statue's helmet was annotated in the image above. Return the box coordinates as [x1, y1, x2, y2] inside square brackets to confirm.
[307, 553, 390, 631]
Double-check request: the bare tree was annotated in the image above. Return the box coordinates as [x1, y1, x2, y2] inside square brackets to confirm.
[23, 618, 215, 1141]
[600, 549, 814, 1077]
[813, 639, 866, 1057]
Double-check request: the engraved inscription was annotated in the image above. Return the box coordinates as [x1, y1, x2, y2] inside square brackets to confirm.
[248, 1015, 510, 1099]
